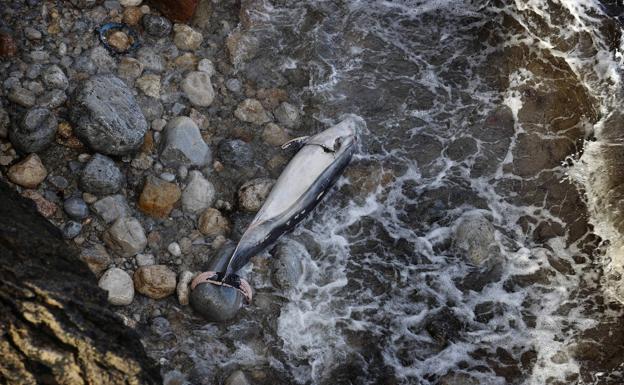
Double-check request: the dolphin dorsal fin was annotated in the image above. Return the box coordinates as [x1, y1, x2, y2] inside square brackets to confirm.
[281, 136, 310, 150]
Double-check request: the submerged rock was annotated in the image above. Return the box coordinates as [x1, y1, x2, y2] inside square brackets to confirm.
[274, 102, 299, 128]
[217, 139, 253, 168]
[173, 24, 203, 50]
[177, 271, 194, 306]
[225, 370, 251, 385]
[98, 267, 134, 306]
[64, 197, 89, 220]
[80, 244, 112, 276]
[143, 14, 172, 37]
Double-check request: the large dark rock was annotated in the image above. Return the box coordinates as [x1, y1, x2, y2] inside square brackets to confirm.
[10, 108, 58, 153]
[70, 75, 148, 155]
[0, 181, 160, 384]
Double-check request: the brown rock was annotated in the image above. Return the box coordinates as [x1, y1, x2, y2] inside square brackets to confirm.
[197, 207, 230, 236]
[138, 176, 181, 218]
[8, 154, 48, 188]
[133, 265, 177, 299]
[262, 123, 290, 146]
[122, 6, 143, 25]
[238, 178, 274, 212]
[149, 0, 198, 22]
[107, 31, 131, 52]
[0, 33, 17, 57]
[140, 131, 154, 153]
[79, 244, 112, 277]
[21, 189, 57, 218]
[56, 121, 84, 149]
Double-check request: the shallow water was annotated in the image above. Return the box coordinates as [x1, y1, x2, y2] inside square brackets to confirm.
[146, 1, 624, 384]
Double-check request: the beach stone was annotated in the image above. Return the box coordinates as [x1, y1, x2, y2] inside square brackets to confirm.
[168, 242, 182, 256]
[454, 211, 500, 266]
[134, 265, 177, 299]
[272, 239, 306, 290]
[173, 24, 202, 50]
[37, 89, 67, 109]
[225, 371, 250, 385]
[138, 176, 181, 218]
[136, 253, 155, 267]
[64, 196, 89, 220]
[42, 65, 69, 90]
[225, 78, 242, 93]
[182, 71, 214, 107]
[7, 153, 47, 188]
[159, 116, 211, 167]
[10, 107, 57, 153]
[107, 31, 131, 52]
[197, 59, 215, 76]
[136, 74, 161, 98]
[48, 175, 69, 190]
[21, 189, 57, 217]
[235, 99, 271, 125]
[118, 57, 144, 79]
[226, 31, 259, 67]
[137, 96, 164, 120]
[274, 102, 299, 128]
[24, 27, 42, 40]
[437, 373, 479, 385]
[98, 267, 134, 305]
[8, 87, 36, 108]
[104, 217, 147, 257]
[238, 178, 275, 212]
[182, 170, 215, 213]
[89, 46, 116, 73]
[198, 208, 230, 236]
[217, 139, 253, 168]
[262, 123, 290, 146]
[80, 154, 123, 195]
[177, 271, 194, 306]
[69, 0, 100, 8]
[142, 14, 172, 37]
[71, 74, 148, 155]
[62, 221, 82, 239]
[120, 0, 141, 6]
[122, 6, 143, 25]
[137, 47, 165, 73]
[92, 194, 129, 223]
[80, 244, 112, 276]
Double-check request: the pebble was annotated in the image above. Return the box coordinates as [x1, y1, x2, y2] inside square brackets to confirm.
[98, 267, 134, 305]
[173, 24, 203, 51]
[8, 87, 36, 108]
[131, 153, 154, 170]
[118, 57, 144, 79]
[22, 190, 56, 217]
[71, 75, 148, 155]
[217, 139, 253, 168]
[89, 46, 116, 73]
[159, 172, 175, 182]
[80, 154, 124, 195]
[274, 102, 300, 128]
[197, 58, 215, 76]
[225, 78, 242, 93]
[133, 265, 177, 299]
[64, 197, 89, 220]
[136, 253, 155, 267]
[120, 0, 141, 6]
[137, 47, 165, 73]
[103, 217, 147, 257]
[29, 50, 49, 63]
[262, 123, 290, 146]
[107, 31, 131, 52]
[92, 194, 129, 223]
[69, 0, 99, 8]
[10, 107, 58, 153]
[62, 221, 82, 239]
[238, 178, 275, 212]
[142, 14, 172, 37]
[138, 175, 181, 218]
[42, 65, 69, 90]
[178, 165, 188, 180]
[122, 6, 143, 25]
[47, 175, 69, 190]
[167, 242, 182, 257]
[176, 271, 194, 306]
[82, 192, 97, 204]
[24, 27, 42, 40]
[37, 89, 67, 109]
[181, 170, 215, 213]
[79, 244, 112, 276]
[7, 154, 47, 188]
[159, 116, 211, 167]
[152, 118, 166, 131]
[197, 208, 230, 236]
[235, 98, 272, 125]
[136, 74, 161, 98]
[182, 71, 214, 107]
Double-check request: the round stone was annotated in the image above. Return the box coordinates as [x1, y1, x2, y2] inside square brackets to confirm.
[7, 153, 47, 188]
[133, 265, 177, 299]
[42, 65, 69, 90]
[62, 221, 82, 239]
[63, 197, 89, 220]
[80, 154, 124, 195]
[98, 267, 134, 306]
[198, 208, 230, 236]
[181, 71, 214, 107]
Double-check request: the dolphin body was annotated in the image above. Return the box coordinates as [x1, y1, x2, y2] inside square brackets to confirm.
[223, 115, 364, 276]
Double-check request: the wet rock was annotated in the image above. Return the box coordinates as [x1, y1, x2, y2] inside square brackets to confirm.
[159, 116, 211, 167]
[7, 154, 47, 188]
[182, 71, 214, 107]
[103, 217, 147, 257]
[80, 244, 112, 276]
[226, 31, 259, 67]
[136, 253, 155, 267]
[98, 267, 134, 305]
[118, 57, 144, 79]
[197, 59, 215, 76]
[21, 189, 57, 217]
[142, 14, 172, 37]
[64, 197, 89, 220]
[0, 32, 17, 57]
[274, 102, 299, 128]
[234, 98, 271, 125]
[176, 271, 194, 306]
[238, 178, 275, 212]
[271, 239, 306, 290]
[262, 123, 290, 146]
[136, 74, 161, 98]
[173, 24, 203, 50]
[37, 89, 67, 109]
[10, 107, 58, 153]
[424, 307, 463, 347]
[138, 176, 181, 218]
[189, 280, 243, 321]
[150, 0, 198, 23]
[198, 208, 230, 236]
[62, 221, 82, 239]
[92, 194, 129, 223]
[437, 372, 479, 385]
[42, 65, 69, 90]
[225, 371, 250, 385]
[134, 265, 177, 299]
[453, 211, 500, 266]
[137, 47, 165, 73]
[217, 139, 253, 168]
[80, 154, 123, 195]
[8, 87, 36, 108]
[181, 170, 215, 213]
[71, 74, 148, 155]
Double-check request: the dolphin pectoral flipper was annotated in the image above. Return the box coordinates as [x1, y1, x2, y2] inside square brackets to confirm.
[281, 136, 310, 150]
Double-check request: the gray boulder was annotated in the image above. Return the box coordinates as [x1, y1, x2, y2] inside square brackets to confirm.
[159, 117, 211, 167]
[80, 154, 124, 195]
[10, 108, 57, 153]
[70, 74, 147, 155]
